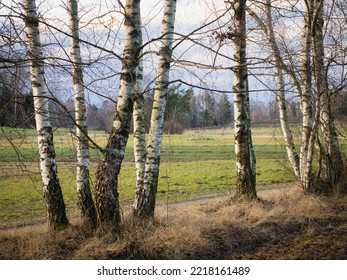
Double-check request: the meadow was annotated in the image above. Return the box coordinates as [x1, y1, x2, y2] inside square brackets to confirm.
[1, 126, 347, 260]
[0, 126, 318, 228]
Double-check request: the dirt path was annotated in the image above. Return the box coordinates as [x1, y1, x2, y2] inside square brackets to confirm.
[0, 185, 287, 233]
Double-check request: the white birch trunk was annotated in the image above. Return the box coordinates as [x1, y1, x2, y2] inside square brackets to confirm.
[264, 0, 301, 179]
[300, 0, 315, 190]
[133, 0, 177, 217]
[133, 53, 147, 203]
[132, 12, 146, 210]
[67, 0, 96, 227]
[95, 0, 141, 230]
[23, 0, 68, 229]
[230, 0, 257, 199]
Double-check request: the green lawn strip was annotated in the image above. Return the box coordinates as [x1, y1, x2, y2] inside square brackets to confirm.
[0, 158, 295, 226]
[0, 125, 344, 227]
[0, 142, 288, 163]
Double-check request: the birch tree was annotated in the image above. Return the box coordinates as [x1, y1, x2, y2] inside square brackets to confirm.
[133, 20, 146, 213]
[133, 0, 177, 217]
[227, 0, 257, 199]
[246, 0, 318, 190]
[266, 1, 301, 180]
[67, 0, 97, 227]
[95, 0, 142, 230]
[23, 0, 68, 229]
[249, 0, 346, 192]
[312, 0, 344, 192]
[299, 0, 316, 191]
[247, 1, 301, 180]
[247, 0, 316, 190]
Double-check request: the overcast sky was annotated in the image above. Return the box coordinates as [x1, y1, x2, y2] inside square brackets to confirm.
[1, 0, 278, 104]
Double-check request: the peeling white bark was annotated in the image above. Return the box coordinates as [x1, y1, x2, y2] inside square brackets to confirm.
[95, 0, 142, 229]
[133, 0, 177, 217]
[300, 0, 316, 190]
[68, 0, 96, 227]
[133, 52, 147, 204]
[24, 0, 68, 228]
[230, 0, 257, 199]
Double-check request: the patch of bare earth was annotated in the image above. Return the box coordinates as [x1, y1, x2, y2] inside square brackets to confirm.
[1, 185, 347, 259]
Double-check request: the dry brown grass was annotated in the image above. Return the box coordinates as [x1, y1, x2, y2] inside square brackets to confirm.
[1, 185, 347, 259]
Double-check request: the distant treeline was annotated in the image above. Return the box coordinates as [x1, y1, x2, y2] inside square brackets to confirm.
[1, 71, 347, 132]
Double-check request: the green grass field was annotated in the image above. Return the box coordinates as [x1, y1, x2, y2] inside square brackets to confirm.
[0, 125, 342, 227]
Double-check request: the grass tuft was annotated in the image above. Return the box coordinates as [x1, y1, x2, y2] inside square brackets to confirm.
[3, 187, 346, 259]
